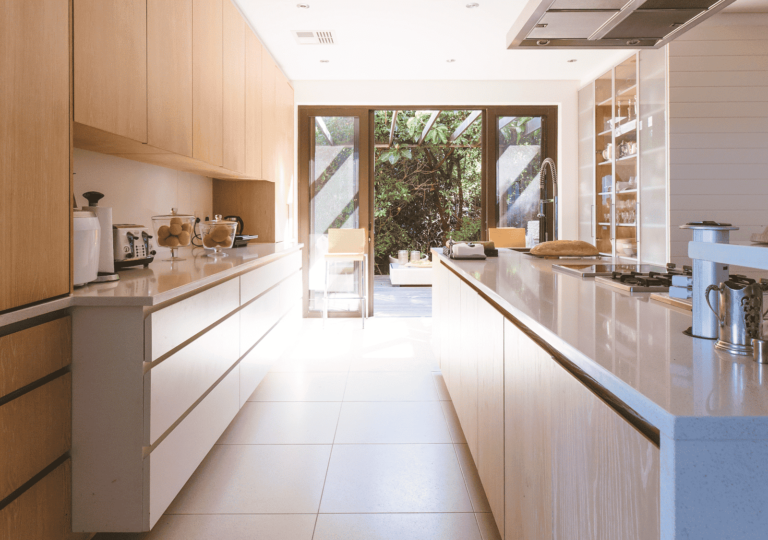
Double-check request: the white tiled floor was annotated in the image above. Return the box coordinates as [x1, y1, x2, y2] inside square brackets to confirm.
[94, 317, 501, 540]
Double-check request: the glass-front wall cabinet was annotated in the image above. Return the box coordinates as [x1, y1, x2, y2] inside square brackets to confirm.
[594, 55, 640, 259]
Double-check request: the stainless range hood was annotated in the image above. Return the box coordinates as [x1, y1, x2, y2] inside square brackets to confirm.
[507, 0, 738, 49]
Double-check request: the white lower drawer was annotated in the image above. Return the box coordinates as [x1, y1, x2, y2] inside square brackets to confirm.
[146, 368, 239, 528]
[145, 314, 240, 445]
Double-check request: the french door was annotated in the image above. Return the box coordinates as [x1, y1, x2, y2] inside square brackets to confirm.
[484, 106, 558, 242]
[298, 107, 373, 317]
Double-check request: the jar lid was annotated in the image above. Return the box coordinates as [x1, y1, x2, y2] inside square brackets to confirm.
[152, 207, 195, 219]
[207, 214, 237, 225]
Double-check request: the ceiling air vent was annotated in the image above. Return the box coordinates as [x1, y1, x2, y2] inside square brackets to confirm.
[506, 0, 738, 49]
[293, 30, 336, 45]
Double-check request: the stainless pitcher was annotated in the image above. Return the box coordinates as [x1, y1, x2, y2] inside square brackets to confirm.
[706, 280, 764, 355]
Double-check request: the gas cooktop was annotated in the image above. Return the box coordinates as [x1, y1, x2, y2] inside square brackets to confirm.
[553, 263, 667, 278]
[594, 264, 694, 293]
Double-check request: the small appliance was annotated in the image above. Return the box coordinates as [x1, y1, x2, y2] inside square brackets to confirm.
[113, 225, 156, 269]
[73, 210, 100, 286]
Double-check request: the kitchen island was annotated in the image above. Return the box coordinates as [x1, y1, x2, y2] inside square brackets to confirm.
[69, 243, 303, 532]
[432, 248, 768, 540]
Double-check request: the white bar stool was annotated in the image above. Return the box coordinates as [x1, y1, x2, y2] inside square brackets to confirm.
[324, 228, 368, 328]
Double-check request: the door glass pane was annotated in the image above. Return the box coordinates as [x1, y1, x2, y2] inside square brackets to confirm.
[496, 116, 542, 237]
[308, 116, 360, 312]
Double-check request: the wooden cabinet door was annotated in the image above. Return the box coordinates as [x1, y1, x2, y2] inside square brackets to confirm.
[245, 29, 263, 178]
[192, 0, 223, 166]
[477, 300, 505, 538]
[1, 0, 70, 311]
[74, 0, 147, 142]
[459, 283, 479, 459]
[260, 51, 276, 182]
[222, 0, 245, 173]
[147, 0, 193, 156]
[551, 360, 660, 540]
[504, 321, 553, 540]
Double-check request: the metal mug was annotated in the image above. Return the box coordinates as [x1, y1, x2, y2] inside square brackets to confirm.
[706, 280, 764, 355]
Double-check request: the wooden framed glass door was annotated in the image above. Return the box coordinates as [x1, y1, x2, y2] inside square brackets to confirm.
[298, 107, 373, 317]
[484, 106, 558, 242]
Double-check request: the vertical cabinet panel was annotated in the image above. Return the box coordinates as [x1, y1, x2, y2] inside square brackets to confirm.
[1, 0, 70, 311]
[261, 52, 276, 182]
[477, 300, 505, 538]
[551, 360, 660, 540]
[504, 322, 553, 540]
[245, 29, 263, 178]
[192, 0, 223, 166]
[74, 0, 147, 142]
[459, 283, 479, 460]
[147, 0, 193, 157]
[222, 0, 245, 172]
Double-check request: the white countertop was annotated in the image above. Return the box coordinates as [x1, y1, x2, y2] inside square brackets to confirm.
[0, 244, 302, 328]
[437, 249, 768, 440]
[73, 243, 302, 306]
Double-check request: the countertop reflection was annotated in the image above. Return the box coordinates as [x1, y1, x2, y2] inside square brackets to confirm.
[437, 249, 768, 438]
[73, 243, 302, 307]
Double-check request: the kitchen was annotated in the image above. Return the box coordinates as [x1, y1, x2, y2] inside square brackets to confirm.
[2, 1, 768, 539]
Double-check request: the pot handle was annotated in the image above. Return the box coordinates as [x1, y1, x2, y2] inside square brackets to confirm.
[705, 284, 724, 327]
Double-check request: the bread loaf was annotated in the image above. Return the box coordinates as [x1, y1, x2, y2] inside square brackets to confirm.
[530, 240, 598, 258]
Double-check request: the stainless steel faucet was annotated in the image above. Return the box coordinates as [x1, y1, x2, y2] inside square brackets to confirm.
[537, 157, 558, 242]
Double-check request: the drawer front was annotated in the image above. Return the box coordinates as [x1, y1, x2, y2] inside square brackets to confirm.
[239, 250, 301, 305]
[239, 304, 301, 407]
[147, 314, 240, 445]
[0, 374, 71, 500]
[147, 278, 239, 361]
[148, 368, 239, 528]
[0, 316, 71, 398]
[0, 459, 87, 540]
[239, 270, 302, 355]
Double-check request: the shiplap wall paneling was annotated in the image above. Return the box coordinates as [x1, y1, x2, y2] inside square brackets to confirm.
[668, 15, 768, 264]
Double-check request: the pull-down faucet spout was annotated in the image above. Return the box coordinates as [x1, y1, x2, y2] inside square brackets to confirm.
[537, 157, 558, 242]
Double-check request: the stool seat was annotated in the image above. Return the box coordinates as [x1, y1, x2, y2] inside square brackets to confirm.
[325, 253, 365, 261]
[324, 228, 368, 328]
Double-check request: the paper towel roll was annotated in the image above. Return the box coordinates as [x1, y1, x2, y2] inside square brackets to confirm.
[85, 205, 114, 273]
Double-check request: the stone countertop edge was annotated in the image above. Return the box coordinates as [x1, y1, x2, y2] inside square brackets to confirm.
[0, 243, 303, 327]
[433, 249, 768, 442]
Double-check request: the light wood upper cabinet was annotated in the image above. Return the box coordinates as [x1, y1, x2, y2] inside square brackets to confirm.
[147, 0, 193, 157]
[74, 0, 147, 143]
[245, 30, 264, 179]
[1, 0, 70, 312]
[223, 0, 245, 172]
[261, 51, 277, 182]
[192, 0, 223, 166]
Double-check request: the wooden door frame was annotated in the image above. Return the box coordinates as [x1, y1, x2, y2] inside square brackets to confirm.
[298, 106, 373, 318]
[483, 106, 559, 240]
[298, 105, 558, 317]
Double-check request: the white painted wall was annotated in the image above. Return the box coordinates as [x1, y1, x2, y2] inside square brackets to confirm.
[73, 149, 212, 254]
[668, 13, 768, 265]
[292, 79, 581, 239]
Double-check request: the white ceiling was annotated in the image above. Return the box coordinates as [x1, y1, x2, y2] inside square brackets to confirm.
[724, 0, 768, 12]
[233, 0, 634, 82]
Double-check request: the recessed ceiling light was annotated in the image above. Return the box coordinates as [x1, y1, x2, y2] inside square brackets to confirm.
[447, 59, 456, 63]
[536, 40, 550, 46]
[466, 3, 479, 8]
[567, 59, 577, 63]
[320, 59, 329, 63]
[535, 23, 548, 28]
[627, 39, 640, 45]
[297, 3, 309, 8]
